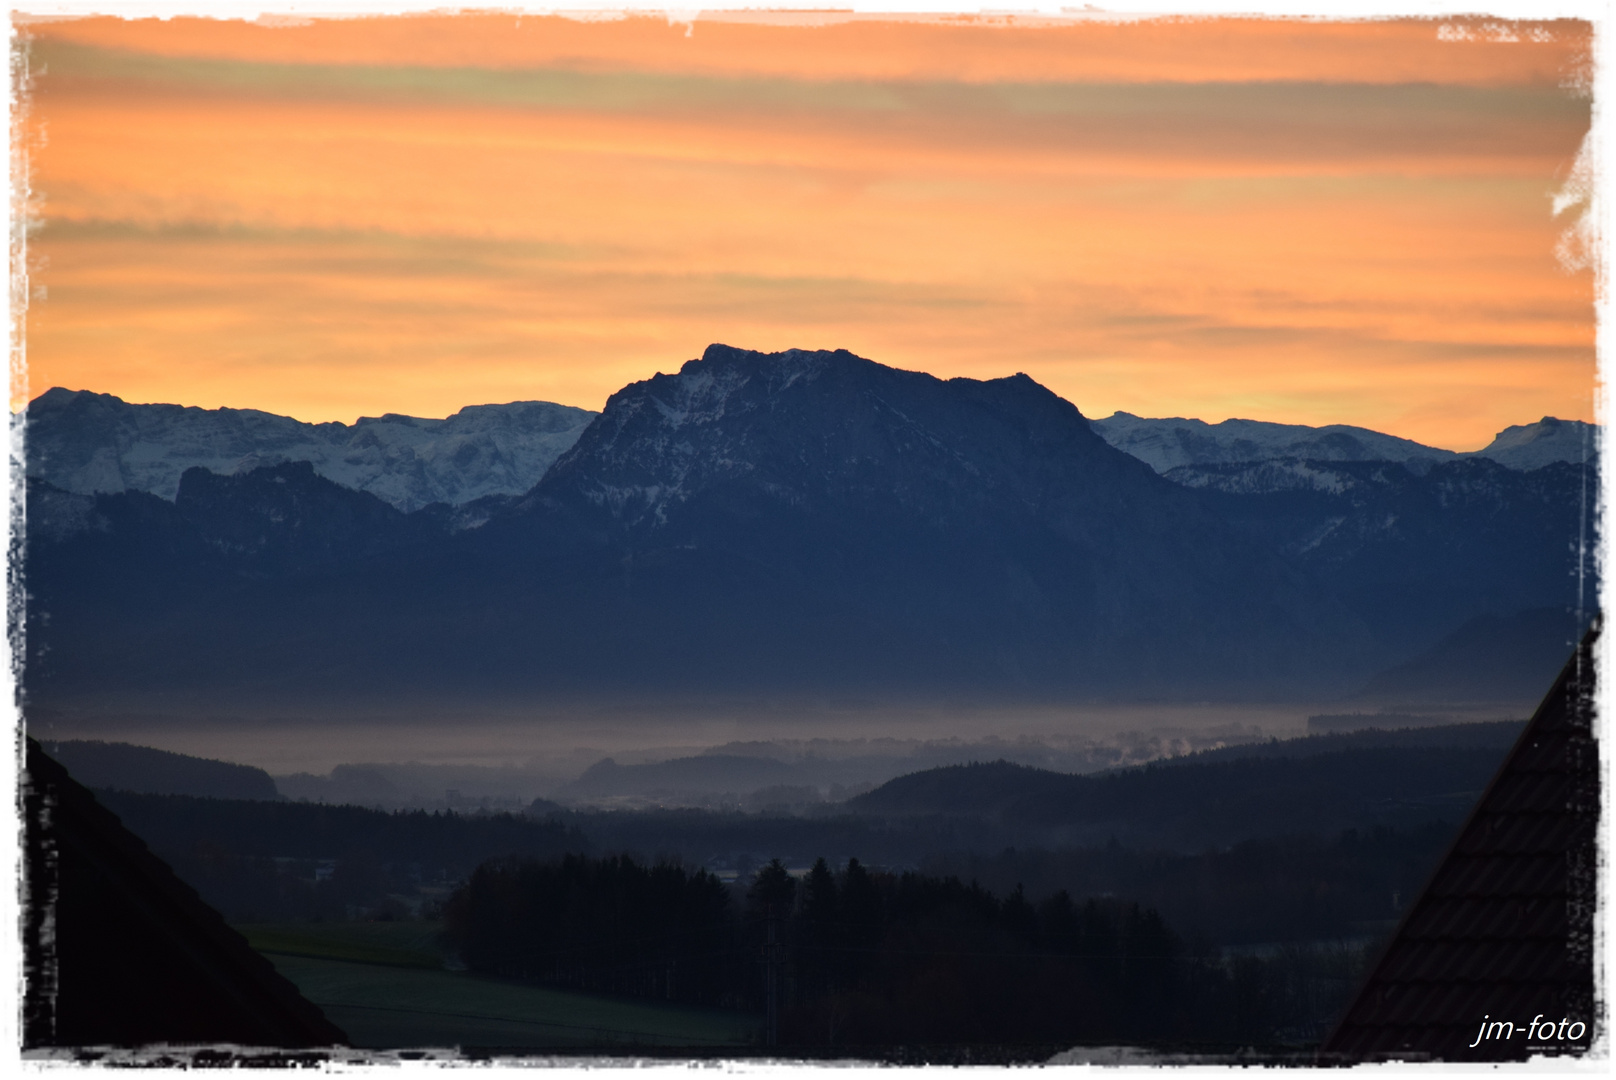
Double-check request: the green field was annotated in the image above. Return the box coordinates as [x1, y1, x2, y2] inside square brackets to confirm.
[237, 922, 760, 1051]
[239, 921, 448, 969]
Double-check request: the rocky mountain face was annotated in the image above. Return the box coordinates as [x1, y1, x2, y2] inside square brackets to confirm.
[475, 344, 1364, 696]
[1092, 411, 1596, 475]
[23, 387, 598, 512]
[22, 346, 1595, 706]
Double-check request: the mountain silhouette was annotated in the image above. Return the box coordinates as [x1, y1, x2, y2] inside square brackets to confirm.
[463, 344, 1362, 696]
[22, 345, 1591, 706]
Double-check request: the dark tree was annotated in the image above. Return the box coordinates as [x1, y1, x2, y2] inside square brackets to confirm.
[443, 854, 736, 1007]
[747, 859, 797, 917]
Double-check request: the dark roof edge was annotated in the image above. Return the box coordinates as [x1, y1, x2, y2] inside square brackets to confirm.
[24, 736, 349, 1048]
[1315, 616, 1600, 1060]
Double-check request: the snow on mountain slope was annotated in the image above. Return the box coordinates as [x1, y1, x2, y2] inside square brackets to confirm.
[24, 388, 598, 512]
[1092, 411, 1599, 476]
[1089, 412, 1458, 474]
[24, 381, 1593, 518]
[1470, 417, 1598, 471]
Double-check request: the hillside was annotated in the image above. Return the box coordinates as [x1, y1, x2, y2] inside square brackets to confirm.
[40, 740, 282, 801]
[845, 741, 1513, 851]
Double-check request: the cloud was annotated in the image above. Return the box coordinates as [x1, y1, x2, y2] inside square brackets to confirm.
[26, 14, 1589, 88]
[17, 15, 1597, 452]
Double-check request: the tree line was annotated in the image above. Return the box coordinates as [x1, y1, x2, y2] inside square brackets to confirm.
[92, 790, 585, 923]
[919, 823, 1455, 948]
[442, 852, 1370, 1048]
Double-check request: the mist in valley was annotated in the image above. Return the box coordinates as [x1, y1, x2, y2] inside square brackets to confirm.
[28, 694, 1529, 813]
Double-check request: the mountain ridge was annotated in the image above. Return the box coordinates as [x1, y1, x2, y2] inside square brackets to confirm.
[21, 345, 1594, 705]
[27, 383, 1592, 519]
[1091, 411, 1595, 475]
[24, 387, 598, 512]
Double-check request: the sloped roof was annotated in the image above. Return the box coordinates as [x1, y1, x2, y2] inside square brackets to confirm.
[1319, 621, 1600, 1061]
[22, 737, 348, 1049]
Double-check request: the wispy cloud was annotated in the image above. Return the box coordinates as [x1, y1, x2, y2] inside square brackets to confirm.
[18, 15, 1595, 450]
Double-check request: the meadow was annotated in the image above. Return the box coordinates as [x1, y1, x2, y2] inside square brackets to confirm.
[238, 921, 759, 1050]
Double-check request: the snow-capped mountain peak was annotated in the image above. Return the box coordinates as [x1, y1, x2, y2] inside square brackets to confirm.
[24, 388, 599, 512]
[1090, 412, 1458, 474]
[1470, 416, 1597, 471]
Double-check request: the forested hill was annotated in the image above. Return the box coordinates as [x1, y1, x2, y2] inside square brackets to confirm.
[83, 790, 585, 926]
[1147, 719, 1524, 767]
[42, 740, 282, 801]
[844, 741, 1513, 851]
[95, 790, 585, 876]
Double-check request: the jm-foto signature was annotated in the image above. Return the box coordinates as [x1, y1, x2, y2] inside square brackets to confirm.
[1468, 1014, 1587, 1049]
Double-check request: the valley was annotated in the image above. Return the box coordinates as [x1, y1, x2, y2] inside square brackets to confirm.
[18, 344, 1595, 1057]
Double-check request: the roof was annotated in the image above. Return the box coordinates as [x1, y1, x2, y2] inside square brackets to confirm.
[22, 737, 349, 1049]
[1318, 621, 1600, 1061]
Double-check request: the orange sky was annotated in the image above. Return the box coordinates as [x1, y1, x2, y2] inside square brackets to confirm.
[16, 14, 1597, 450]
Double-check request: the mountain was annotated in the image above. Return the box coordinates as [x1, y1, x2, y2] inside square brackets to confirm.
[38, 740, 282, 800]
[1090, 413, 1458, 474]
[1470, 416, 1598, 471]
[21, 345, 1592, 705]
[1092, 412, 1597, 475]
[474, 343, 1364, 696]
[27, 460, 440, 581]
[1154, 458, 1593, 657]
[23, 387, 597, 512]
[1354, 607, 1589, 704]
[27, 387, 1589, 514]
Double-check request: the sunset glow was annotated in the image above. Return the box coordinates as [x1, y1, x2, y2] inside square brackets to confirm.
[17, 13, 1596, 450]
